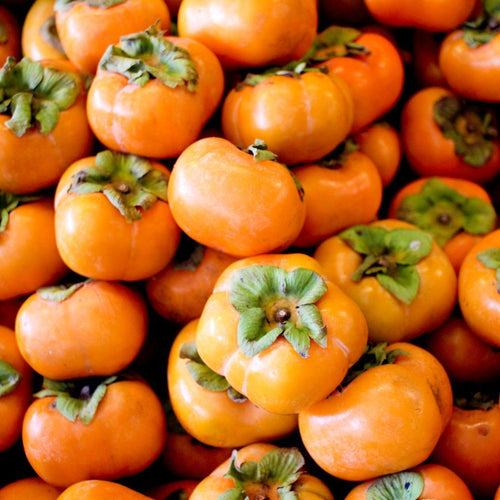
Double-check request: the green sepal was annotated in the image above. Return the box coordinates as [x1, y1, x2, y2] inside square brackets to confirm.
[164, 489, 190, 500]
[396, 177, 497, 246]
[220, 448, 305, 500]
[99, 22, 198, 91]
[461, 0, 500, 48]
[243, 139, 278, 162]
[339, 225, 433, 304]
[173, 243, 205, 271]
[366, 471, 424, 500]
[0, 56, 80, 136]
[68, 149, 169, 222]
[0, 190, 40, 232]
[40, 15, 65, 54]
[433, 95, 497, 168]
[0, 360, 22, 397]
[229, 265, 328, 358]
[476, 247, 500, 292]
[308, 25, 370, 62]
[454, 390, 497, 410]
[34, 375, 118, 424]
[54, 0, 127, 12]
[37, 279, 91, 302]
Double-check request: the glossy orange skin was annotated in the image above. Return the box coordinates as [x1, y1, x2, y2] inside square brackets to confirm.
[146, 245, 237, 324]
[344, 463, 474, 499]
[318, 32, 404, 134]
[0, 58, 93, 194]
[411, 30, 447, 88]
[298, 342, 447, 482]
[353, 121, 402, 186]
[167, 137, 307, 257]
[364, 0, 475, 31]
[54, 156, 180, 281]
[146, 479, 199, 500]
[87, 36, 224, 159]
[387, 176, 495, 274]
[313, 219, 457, 343]
[22, 378, 167, 489]
[0, 198, 68, 301]
[190, 442, 335, 500]
[291, 150, 383, 248]
[0, 325, 33, 453]
[424, 314, 500, 385]
[55, 0, 170, 75]
[0, 477, 63, 500]
[21, 0, 67, 61]
[168, 319, 298, 447]
[495, 485, 500, 500]
[439, 30, 500, 103]
[221, 70, 354, 166]
[458, 229, 500, 347]
[56, 480, 153, 500]
[160, 432, 233, 479]
[400, 86, 500, 184]
[0, 5, 20, 65]
[196, 253, 368, 415]
[431, 400, 500, 499]
[15, 280, 148, 380]
[177, 0, 318, 70]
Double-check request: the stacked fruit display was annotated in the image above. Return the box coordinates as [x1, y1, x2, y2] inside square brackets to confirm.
[0, 0, 499, 498]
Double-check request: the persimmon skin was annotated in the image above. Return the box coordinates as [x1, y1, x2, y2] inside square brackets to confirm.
[15, 280, 149, 380]
[0, 5, 20, 65]
[56, 480, 153, 500]
[0, 477, 63, 500]
[146, 479, 199, 500]
[54, 157, 181, 282]
[167, 137, 307, 258]
[55, 0, 171, 75]
[22, 379, 167, 489]
[0, 325, 33, 453]
[0, 198, 68, 301]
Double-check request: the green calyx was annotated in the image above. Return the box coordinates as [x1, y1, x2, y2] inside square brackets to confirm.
[0, 56, 80, 136]
[54, 0, 126, 12]
[366, 471, 425, 500]
[34, 375, 118, 424]
[454, 390, 497, 410]
[229, 265, 328, 359]
[317, 138, 359, 169]
[0, 190, 40, 232]
[40, 15, 66, 55]
[396, 177, 497, 246]
[68, 149, 169, 222]
[476, 247, 500, 292]
[179, 342, 246, 403]
[461, 0, 500, 47]
[433, 95, 498, 167]
[219, 447, 305, 500]
[0, 360, 22, 397]
[243, 139, 279, 162]
[99, 22, 198, 90]
[37, 279, 91, 303]
[339, 225, 433, 304]
[340, 342, 408, 388]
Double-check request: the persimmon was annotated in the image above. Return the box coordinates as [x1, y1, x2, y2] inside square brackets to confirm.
[146, 479, 199, 500]
[86, 25, 225, 159]
[0, 6, 20, 65]
[195, 252, 368, 415]
[313, 219, 457, 343]
[15, 279, 149, 380]
[54, 0, 171, 75]
[411, 30, 447, 88]
[56, 480, 153, 499]
[291, 140, 383, 248]
[0, 57, 93, 194]
[0, 477, 63, 500]
[54, 150, 181, 282]
[167, 137, 307, 258]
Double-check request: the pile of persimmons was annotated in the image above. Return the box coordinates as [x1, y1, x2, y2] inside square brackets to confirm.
[0, 0, 499, 499]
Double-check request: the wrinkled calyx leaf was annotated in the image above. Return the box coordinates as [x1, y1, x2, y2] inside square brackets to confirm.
[34, 375, 118, 424]
[366, 471, 425, 500]
[462, 0, 500, 47]
[37, 279, 92, 303]
[0, 360, 22, 397]
[339, 225, 433, 304]
[54, 0, 126, 12]
[433, 95, 498, 167]
[0, 190, 40, 232]
[99, 22, 198, 90]
[340, 342, 408, 388]
[0, 56, 80, 136]
[318, 138, 360, 169]
[229, 265, 328, 358]
[454, 389, 497, 410]
[68, 149, 169, 222]
[180, 342, 246, 402]
[476, 247, 500, 292]
[219, 447, 305, 500]
[40, 15, 65, 54]
[396, 177, 497, 246]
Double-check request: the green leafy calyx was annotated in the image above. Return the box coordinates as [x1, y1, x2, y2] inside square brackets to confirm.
[229, 265, 328, 358]
[0, 360, 22, 397]
[339, 225, 433, 304]
[37, 279, 92, 303]
[396, 177, 497, 246]
[54, 0, 127, 12]
[0, 190, 40, 232]
[0, 57, 80, 136]
[366, 471, 425, 500]
[461, 0, 500, 47]
[476, 247, 500, 292]
[68, 149, 169, 222]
